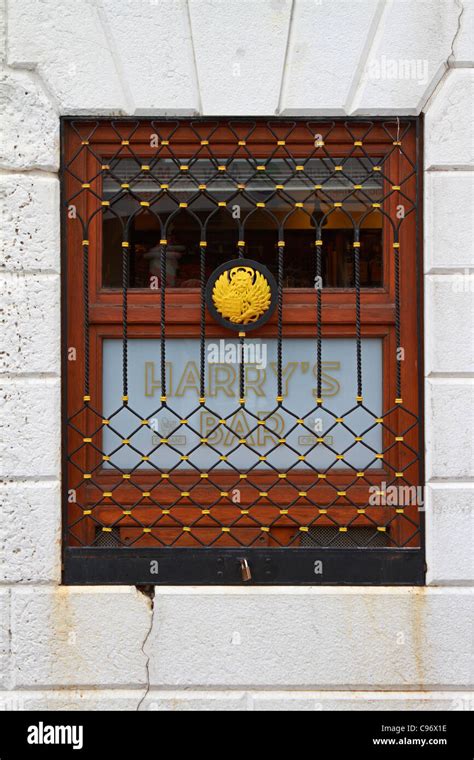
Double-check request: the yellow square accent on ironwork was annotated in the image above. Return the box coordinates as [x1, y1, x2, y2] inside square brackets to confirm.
[83, 510, 92, 515]
[121, 140, 129, 145]
[337, 491, 346, 496]
[377, 527, 387, 532]
[354, 141, 363, 146]
[277, 140, 285, 145]
[239, 438, 247, 444]
[395, 436, 404, 441]
[83, 437, 92, 443]
[199, 184, 207, 190]
[102, 527, 112, 533]
[141, 165, 150, 171]
[219, 419, 226, 424]
[392, 185, 401, 190]
[299, 526, 309, 532]
[102, 419, 109, 425]
[396, 508, 404, 514]
[318, 474, 326, 479]
[319, 509, 328, 514]
[82, 184, 91, 189]
[354, 436, 363, 442]
[221, 527, 230, 532]
[375, 453, 384, 459]
[295, 202, 303, 207]
[102, 455, 110, 461]
[101, 201, 110, 206]
[180, 455, 189, 461]
[219, 455, 227, 461]
[161, 473, 169, 479]
[335, 165, 343, 171]
[122, 474, 131, 479]
[141, 456, 149, 461]
[202, 509, 210, 514]
[182, 527, 191, 532]
[278, 474, 287, 478]
[357, 472, 364, 477]
[395, 472, 404, 478]
[180, 165, 189, 170]
[280, 509, 288, 514]
[123, 510, 132, 516]
[201, 140, 209, 145]
[103, 491, 112, 497]
[181, 492, 190, 497]
[238, 140, 246, 146]
[298, 491, 307, 497]
[218, 201, 226, 207]
[218, 165, 226, 171]
[353, 184, 362, 189]
[339, 527, 348, 532]
[357, 509, 366, 514]
[298, 455, 305, 461]
[239, 474, 247, 479]
[83, 473, 91, 479]
[373, 166, 381, 171]
[140, 201, 150, 207]
[142, 491, 151, 497]
[275, 184, 284, 190]
[200, 473, 209, 478]
[261, 527, 270, 532]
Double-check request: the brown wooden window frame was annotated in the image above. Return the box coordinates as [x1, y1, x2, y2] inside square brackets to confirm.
[62, 117, 424, 585]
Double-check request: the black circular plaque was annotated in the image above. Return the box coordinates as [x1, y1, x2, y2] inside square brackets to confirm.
[205, 258, 278, 332]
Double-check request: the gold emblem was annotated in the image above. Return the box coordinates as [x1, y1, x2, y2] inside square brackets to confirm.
[212, 265, 272, 325]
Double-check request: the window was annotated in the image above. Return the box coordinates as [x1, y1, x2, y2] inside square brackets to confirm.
[62, 118, 424, 584]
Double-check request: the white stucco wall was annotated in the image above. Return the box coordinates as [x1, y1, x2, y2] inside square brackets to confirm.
[0, 0, 473, 711]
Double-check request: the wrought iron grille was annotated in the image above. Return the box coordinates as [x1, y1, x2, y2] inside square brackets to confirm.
[62, 118, 424, 585]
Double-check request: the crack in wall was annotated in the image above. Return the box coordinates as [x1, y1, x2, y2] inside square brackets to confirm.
[447, 0, 465, 67]
[136, 586, 155, 711]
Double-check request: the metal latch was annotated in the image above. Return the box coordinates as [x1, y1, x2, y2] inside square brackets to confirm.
[240, 558, 252, 582]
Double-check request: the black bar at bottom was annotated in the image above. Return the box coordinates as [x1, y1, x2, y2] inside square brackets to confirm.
[64, 547, 425, 585]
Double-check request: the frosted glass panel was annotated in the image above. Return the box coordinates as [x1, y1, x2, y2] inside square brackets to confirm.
[102, 338, 382, 471]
